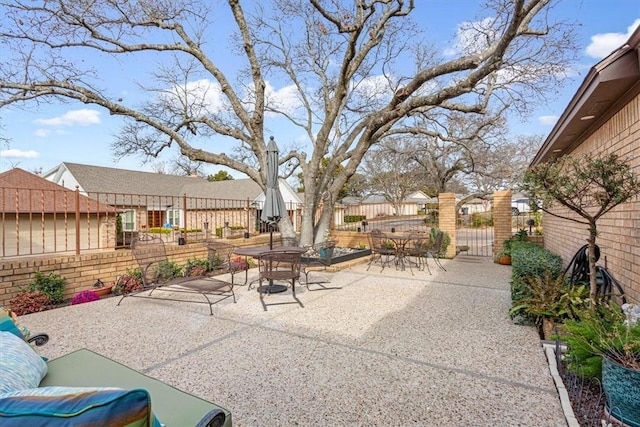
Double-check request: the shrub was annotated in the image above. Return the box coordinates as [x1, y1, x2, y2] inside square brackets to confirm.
[113, 273, 143, 295]
[71, 290, 100, 305]
[10, 291, 51, 315]
[470, 212, 493, 227]
[154, 260, 181, 282]
[26, 271, 66, 305]
[510, 241, 562, 315]
[429, 227, 450, 257]
[508, 271, 589, 325]
[183, 258, 210, 277]
[215, 225, 245, 237]
[344, 215, 366, 223]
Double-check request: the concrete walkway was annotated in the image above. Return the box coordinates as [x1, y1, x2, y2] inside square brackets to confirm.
[21, 256, 565, 426]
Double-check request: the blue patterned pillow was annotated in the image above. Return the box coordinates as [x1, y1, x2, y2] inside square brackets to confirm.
[0, 332, 47, 394]
[0, 386, 162, 427]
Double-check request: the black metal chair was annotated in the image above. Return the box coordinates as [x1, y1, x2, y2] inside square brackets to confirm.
[301, 240, 338, 289]
[404, 232, 432, 275]
[257, 249, 303, 310]
[204, 240, 249, 285]
[426, 231, 446, 271]
[367, 230, 396, 271]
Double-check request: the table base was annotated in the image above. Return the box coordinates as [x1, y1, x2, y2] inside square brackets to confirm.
[257, 284, 288, 294]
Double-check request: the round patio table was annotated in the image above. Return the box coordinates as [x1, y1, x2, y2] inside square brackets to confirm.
[233, 245, 307, 293]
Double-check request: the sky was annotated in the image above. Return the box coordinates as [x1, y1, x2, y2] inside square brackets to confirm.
[1, 0, 639, 178]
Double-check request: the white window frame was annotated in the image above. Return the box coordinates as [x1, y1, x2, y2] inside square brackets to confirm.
[122, 210, 136, 232]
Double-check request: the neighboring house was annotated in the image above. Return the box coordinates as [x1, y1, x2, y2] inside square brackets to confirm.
[531, 27, 640, 302]
[43, 162, 302, 236]
[0, 168, 118, 257]
[340, 191, 436, 219]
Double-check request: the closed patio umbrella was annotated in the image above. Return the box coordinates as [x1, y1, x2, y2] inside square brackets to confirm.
[261, 136, 287, 250]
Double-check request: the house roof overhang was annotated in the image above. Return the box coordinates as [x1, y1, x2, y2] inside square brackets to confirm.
[531, 27, 640, 166]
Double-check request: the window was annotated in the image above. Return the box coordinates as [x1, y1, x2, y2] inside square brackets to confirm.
[123, 210, 136, 231]
[167, 209, 181, 227]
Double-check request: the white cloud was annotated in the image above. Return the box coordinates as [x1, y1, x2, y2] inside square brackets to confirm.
[585, 19, 640, 59]
[35, 109, 102, 127]
[538, 115, 558, 125]
[34, 129, 51, 137]
[264, 81, 304, 114]
[1, 149, 39, 159]
[443, 17, 497, 57]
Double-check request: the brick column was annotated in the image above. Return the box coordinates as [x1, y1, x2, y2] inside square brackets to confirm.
[493, 190, 512, 257]
[438, 193, 457, 259]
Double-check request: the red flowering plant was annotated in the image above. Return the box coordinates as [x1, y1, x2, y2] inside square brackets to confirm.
[71, 290, 100, 305]
[112, 269, 143, 295]
[9, 291, 51, 316]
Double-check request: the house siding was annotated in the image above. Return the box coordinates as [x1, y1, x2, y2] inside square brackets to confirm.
[543, 93, 640, 303]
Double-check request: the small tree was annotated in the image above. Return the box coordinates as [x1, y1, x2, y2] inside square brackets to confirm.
[523, 153, 640, 300]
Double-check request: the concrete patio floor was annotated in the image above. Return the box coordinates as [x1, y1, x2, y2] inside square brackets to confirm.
[20, 256, 566, 426]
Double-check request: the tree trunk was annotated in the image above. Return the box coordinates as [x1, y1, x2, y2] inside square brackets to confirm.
[587, 222, 598, 301]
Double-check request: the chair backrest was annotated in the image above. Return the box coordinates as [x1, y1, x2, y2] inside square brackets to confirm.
[406, 233, 429, 253]
[131, 236, 168, 287]
[258, 250, 302, 280]
[204, 240, 235, 269]
[431, 231, 444, 255]
[369, 231, 393, 251]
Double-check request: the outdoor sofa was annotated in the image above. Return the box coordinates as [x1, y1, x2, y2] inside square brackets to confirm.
[0, 310, 232, 426]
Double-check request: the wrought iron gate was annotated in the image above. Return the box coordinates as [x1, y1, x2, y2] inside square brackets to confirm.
[456, 208, 494, 257]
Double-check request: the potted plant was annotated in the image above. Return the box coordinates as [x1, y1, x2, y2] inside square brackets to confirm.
[92, 279, 113, 297]
[565, 302, 640, 425]
[496, 238, 512, 265]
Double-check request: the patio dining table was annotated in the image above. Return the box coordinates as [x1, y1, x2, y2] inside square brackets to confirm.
[385, 232, 425, 273]
[233, 245, 307, 293]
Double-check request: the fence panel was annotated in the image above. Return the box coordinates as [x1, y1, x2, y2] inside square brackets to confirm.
[1, 187, 304, 258]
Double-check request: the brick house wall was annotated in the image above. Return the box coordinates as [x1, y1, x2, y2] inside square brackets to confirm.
[542, 94, 640, 303]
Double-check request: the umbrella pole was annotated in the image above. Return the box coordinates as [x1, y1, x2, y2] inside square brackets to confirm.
[269, 223, 274, 249]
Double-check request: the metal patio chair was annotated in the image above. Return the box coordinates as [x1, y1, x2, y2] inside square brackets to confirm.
[205, 240, 249, 285]
[367, 230, 396, 271]
[118, 235, 235, 315]
[301, 240, 339, 289]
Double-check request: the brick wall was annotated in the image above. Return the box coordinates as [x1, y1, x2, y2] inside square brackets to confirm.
[0, 235, 274, 308]
[543, 93, 640, 303]
[438, 193, 457, 258]
[493, 190, 513, 256]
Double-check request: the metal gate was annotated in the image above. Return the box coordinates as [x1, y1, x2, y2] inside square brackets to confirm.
[456, 208, 494, 257]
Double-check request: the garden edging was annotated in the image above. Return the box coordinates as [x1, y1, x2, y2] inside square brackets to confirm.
[543, 342, 579, 427]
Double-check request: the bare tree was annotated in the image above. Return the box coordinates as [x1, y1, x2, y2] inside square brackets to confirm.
[0, 0, 577, 244]
[363, 138, 421, 215]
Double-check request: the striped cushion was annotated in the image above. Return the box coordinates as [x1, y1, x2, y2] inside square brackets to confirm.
[0, 332, 47, 394]
[0, 386, 162, 427]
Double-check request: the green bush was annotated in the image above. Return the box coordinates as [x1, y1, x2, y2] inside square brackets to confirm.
[509, 241, 563, 317]
[470, 212, 493, 227]
[429, 227, 450, 257]
[154, 261, 181, 283]
[215, 225, 245, 238]
[26, 271, 66, 305]
[344, 215, 366, 223]
[148, 227, 173, 234]
[183, 258, 211, 276]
